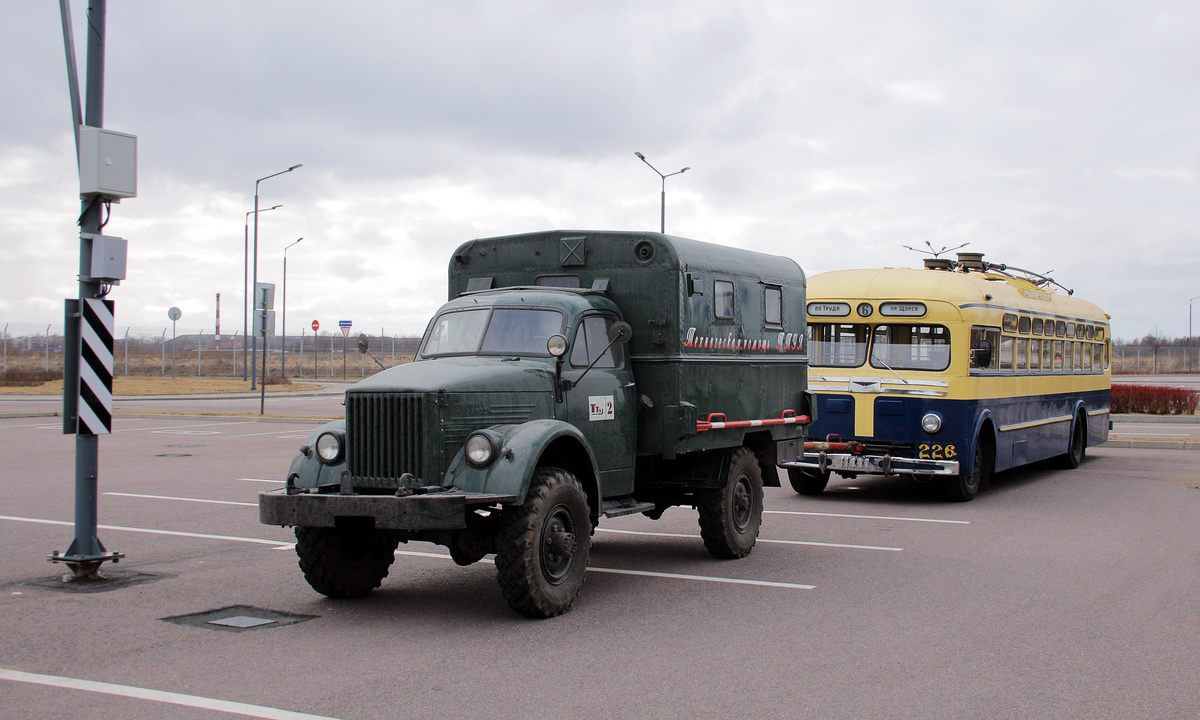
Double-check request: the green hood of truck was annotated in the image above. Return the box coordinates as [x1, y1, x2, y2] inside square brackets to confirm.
[348, 356, 557, 395]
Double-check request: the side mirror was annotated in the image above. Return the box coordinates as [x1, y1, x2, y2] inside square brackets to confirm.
[357, 333, 369, 354]
[608, 321, 633, 345]
[970, 339, 992, 368]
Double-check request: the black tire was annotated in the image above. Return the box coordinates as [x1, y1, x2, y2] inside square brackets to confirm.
[294, 524, 399, 599]
[944, 436, 989, 502]
[698, 447, 764, 559]
[495, 467, 591, 618]
[787, 467, 830, 495]
[1058, 412, 1087, 469]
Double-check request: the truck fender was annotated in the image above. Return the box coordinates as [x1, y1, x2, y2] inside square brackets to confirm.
[286, 419, 348, 491]
[445, 419, 600, 506]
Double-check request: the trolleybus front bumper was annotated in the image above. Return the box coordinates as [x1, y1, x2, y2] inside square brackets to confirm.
[785, 452, 959, 476]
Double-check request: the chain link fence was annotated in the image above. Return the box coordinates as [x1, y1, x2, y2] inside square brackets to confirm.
[1, 322, 420, 379]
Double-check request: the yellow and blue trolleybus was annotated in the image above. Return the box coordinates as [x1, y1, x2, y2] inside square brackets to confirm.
[787, 252, 1110, 501]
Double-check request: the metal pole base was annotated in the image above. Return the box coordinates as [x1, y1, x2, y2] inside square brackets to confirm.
[48, 549, 125, 582]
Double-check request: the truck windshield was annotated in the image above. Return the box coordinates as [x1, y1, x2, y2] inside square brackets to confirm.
[421, 307, 566, 358]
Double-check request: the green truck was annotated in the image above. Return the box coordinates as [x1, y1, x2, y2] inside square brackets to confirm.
[260, 230, 811, 617]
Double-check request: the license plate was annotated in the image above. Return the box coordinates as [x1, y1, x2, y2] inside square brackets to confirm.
[827, 455, 886, 472]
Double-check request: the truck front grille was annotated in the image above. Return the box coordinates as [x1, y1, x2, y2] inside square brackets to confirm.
[346, 392, 423, 482]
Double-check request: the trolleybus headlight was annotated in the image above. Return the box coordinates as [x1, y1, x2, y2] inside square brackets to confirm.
[465, 432, 496, 468]
[315, 431, 344, 464]
[921, 412, 944, 434]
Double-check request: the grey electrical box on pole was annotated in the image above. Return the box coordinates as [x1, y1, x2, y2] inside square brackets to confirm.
[78, 125, 137, 199]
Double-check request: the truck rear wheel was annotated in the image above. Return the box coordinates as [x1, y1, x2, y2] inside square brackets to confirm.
[495, 467, 591, 618]
[787, 467, 830, 495]
[294, 524, 399, 599]
[698, 447, 763, 559]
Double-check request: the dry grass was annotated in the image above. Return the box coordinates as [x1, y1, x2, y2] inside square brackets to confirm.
[0, 377, 323, 396]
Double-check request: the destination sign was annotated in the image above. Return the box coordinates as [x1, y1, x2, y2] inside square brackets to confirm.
[879, 302, 927, 317]
[807, 302, 851, 317]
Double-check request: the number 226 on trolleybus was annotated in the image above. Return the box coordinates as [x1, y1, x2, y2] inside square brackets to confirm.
[784, 252, 1111, 501]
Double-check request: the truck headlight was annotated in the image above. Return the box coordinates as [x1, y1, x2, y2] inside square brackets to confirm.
[465, 432, 496, 467]
[921, 412, 943, 434]
[315, 432, 344, 464]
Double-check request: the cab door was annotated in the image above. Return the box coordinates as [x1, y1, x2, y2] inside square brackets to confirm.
[562, 313, 637, 496]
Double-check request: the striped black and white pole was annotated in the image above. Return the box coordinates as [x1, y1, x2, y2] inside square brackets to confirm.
[77, 298, 114, 435]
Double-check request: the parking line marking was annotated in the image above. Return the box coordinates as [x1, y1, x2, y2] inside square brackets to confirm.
[86, 495, 901, 552]
[0, 515, 294, 549]
[766, 510, 970, 525]
[105, 492, 257, 507]
[0, 515, 812, 589]
[0, 667, 340, 720]
[393, 550, 815, 589]
[587, 566, 815, 589]
[596, 527, 902, 552]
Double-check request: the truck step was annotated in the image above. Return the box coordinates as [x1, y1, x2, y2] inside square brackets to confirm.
[601, 498, 656, 518]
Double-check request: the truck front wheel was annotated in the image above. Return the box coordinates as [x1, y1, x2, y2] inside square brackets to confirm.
[698, 447, 764, 559]
[495, 467, 591, 618]
[294, 524, 400, 599]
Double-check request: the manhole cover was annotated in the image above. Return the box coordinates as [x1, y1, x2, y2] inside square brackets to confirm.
[162, 605, 317, 632]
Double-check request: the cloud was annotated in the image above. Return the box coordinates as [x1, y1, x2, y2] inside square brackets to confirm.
[3, 0, 1199, 344]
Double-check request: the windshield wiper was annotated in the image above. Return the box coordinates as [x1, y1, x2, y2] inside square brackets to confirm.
[871, 355, 910, 384]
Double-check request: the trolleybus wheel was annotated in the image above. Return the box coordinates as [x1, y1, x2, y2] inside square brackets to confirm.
[787, 467, 831, 495]
[1058, 411, 1087, 469]
[945, 435, 990, 502]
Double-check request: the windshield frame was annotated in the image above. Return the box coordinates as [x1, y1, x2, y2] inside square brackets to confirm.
[419, 305, 567, 359]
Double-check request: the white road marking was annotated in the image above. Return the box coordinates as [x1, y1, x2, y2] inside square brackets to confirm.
[114, 420, 256, 433]
[596, 527, 902, 552]
[0, 515, 294, 550]
[0, 667, 340, 720]
[242, 478, 285, 484]
[105, 492, 257, 507]
[393, 550, 815, 589]
[766, 510, 970, 525]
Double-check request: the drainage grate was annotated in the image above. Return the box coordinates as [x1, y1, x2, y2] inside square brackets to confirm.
[162, 605, 317, 632]
[156, 453, 193, 457]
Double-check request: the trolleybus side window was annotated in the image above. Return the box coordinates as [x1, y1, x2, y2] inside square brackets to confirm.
[809, 323, 869, 367]
[870, 324, 951, 371]
[970, 326, 1001, 370]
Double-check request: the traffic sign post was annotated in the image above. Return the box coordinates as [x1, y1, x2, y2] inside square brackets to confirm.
[339, 321, 351, 380]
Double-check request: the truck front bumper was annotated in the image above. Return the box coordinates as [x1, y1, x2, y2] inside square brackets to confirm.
[259, 489, 517, 530]
[783, 452, 959, 476]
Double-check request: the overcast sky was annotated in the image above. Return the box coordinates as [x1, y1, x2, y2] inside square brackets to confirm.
[3, 1, 1198, 342]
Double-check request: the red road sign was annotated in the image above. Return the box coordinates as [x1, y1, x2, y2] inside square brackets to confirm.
[312, 320, 319, 332]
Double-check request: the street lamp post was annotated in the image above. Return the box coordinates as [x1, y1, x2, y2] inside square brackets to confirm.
[244, 204, 281, 381]
[282, 237, 303, 378]
[634, 152, 690, 234]
[1190, 295, 1200, 373]
[251, 164, 301, 391]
